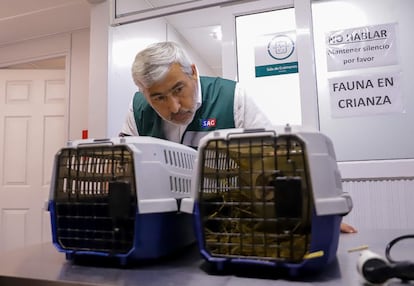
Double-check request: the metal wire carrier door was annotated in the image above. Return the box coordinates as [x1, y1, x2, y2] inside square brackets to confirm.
[52, 144, 137, 255]
[198, 133, 313, 263]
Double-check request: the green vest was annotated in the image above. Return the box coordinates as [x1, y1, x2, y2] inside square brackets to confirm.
[133, 76, 236, 148]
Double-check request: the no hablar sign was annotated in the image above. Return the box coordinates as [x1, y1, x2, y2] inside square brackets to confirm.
[326, 23, 398, 71]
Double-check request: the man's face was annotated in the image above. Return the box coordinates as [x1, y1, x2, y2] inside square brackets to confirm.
[142, 63, 198, 125]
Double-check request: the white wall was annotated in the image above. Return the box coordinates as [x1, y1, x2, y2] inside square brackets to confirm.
[313, 0, 414, 163]
[310, 0, 414, 180]
[310, 0, 414, 230]
[107, 18, 217, 137]
[69, 29, 90, 140]
[88, 0, 110, 139]
[0, 29, 90, 141]
[107, 18, 167, 138]
[88, 0, 414, 230]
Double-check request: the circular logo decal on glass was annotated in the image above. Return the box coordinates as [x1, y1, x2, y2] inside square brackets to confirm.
[267, 34, 295, 60]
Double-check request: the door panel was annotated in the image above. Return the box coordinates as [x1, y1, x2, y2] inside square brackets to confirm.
[0, 69, 66, 253]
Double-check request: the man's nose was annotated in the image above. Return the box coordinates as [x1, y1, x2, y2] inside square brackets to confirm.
[168, 95, 181, 113]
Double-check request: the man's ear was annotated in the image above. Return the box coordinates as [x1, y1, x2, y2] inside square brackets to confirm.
[191, 64, 198, 79]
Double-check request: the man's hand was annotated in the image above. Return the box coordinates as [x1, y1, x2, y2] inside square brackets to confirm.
[341, 222, 357, 233]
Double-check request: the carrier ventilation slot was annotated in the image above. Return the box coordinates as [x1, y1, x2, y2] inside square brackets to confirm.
[163, 149, 195, 169]
[169, 176, 192, 194]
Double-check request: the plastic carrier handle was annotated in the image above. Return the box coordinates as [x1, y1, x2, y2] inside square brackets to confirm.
[226, 128, 276, 140]
[77, 138, 115, 147]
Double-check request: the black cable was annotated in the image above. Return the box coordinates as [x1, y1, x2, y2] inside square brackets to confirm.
[384, 234, 414, 282]
[385, 234, 414, 263]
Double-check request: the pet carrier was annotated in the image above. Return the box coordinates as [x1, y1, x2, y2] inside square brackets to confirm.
[182, 126, 353, 275]
[48, 136, 197, 265]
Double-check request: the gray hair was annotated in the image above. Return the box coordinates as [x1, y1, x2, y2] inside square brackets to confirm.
[131, 41, 193, 89]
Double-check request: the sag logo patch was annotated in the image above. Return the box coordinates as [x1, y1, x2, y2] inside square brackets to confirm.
[201, 118, 216, 128]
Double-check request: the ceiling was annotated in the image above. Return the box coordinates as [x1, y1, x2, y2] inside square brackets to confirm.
[163, 7, 224, 75]
[0, 0, 91, 46]
[0, 0, 222, 73]
[0, 0, 91, 69]
[115, 0, 226, 75]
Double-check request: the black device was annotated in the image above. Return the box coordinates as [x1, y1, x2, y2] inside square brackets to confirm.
[357, 235, 414, 284]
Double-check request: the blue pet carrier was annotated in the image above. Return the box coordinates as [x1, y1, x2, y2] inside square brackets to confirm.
[181, 127, 353, 276]
[48, 136, 197, 265]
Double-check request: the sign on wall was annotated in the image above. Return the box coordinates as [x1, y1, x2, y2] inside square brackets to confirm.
[254, 31, 298, 77]
[329, 71, 403, 118]
[326, 23, 398, 71]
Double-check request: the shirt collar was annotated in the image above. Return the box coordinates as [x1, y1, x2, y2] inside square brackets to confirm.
[195, 68, 202, 110]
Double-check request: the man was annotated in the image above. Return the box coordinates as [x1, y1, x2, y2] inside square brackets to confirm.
[119, 41, 272, 146]
[120, 41, 356, 233]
